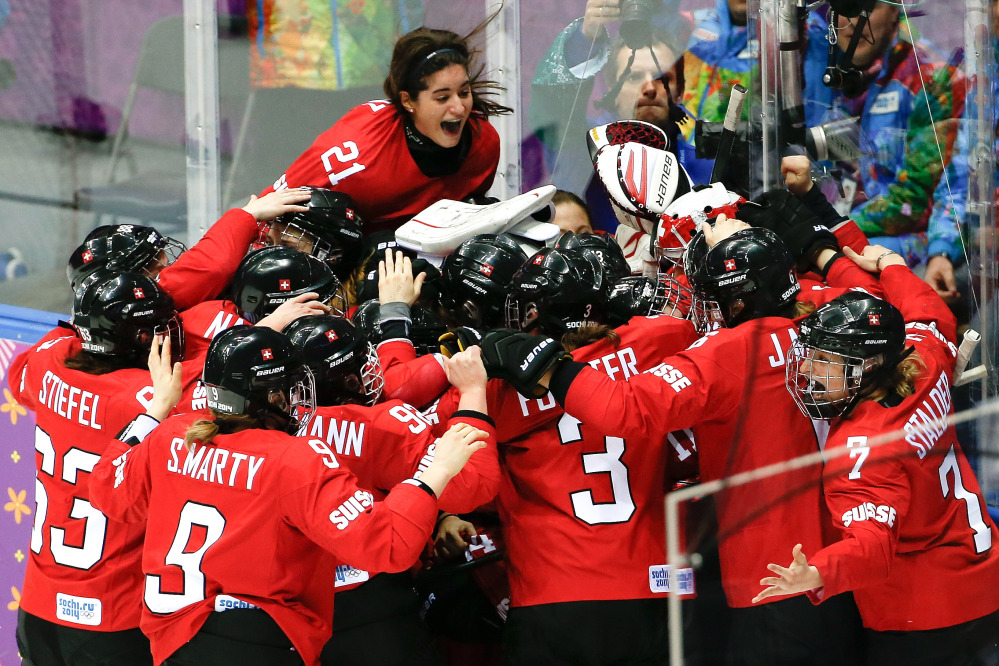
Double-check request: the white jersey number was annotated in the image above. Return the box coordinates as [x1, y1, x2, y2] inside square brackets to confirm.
[29, 427, 107, 570]
[938, 445, 992, 554]
[145, 502, 226, 614]
[320, 141, 366, 187]
[557, 414, 635, 525]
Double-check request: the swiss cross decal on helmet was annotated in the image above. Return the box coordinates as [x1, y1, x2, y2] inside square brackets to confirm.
[133, 288, 145, 298]
[82, 250, 93, 263]
[724, 259, 737, 272]
[533, 255, 544, 265]
[325, 330, 338, 342]
[261, 348, 274, 360]
[279, 279, 291, 291]
[345, 209, 355, 220]
[480, 263, 494, 276]
[869, 314, 880, 325]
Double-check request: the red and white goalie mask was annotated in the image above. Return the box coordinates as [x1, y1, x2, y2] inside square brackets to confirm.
[653, 183, 747, 266]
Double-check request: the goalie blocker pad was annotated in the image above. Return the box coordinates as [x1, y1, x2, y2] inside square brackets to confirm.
[395, 185, 560, 257]
[595, 143, 692, 225]
[586, 120, 672, 163]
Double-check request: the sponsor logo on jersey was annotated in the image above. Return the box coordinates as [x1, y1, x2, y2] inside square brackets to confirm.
[56, 593, 102, 626]
[329, 489, 375, 530]
[841, 501, 896, 528]
[334, 564, 370, 587]
[648, 565, 696, 595]
[214, 594, 259, 612]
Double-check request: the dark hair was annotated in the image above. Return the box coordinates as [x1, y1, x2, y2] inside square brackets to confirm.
[383, 18, 513, 119]
[552, 190, 591, 217]
[63, 350, 139, 375]
[604, 29, 686, 91]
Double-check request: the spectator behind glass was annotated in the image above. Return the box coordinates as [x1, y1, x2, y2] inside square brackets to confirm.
[552, 190, 594, 234]
[528, 3, 697, 234]
[821, 2, 968, 302]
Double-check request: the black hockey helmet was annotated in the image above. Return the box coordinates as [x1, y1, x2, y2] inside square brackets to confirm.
[605, 274, 692, 326]
[231, 246, 347, 322]
[351, 298, 448, 357]
[259, 187, 365, 279]
[787, 292, 911, 419]
[353, 234, 444, 308]
[68, 224, 186, 289]
[201, 325, 315, 433]
[506, 247, 608, 337]
[440, 233, 528, 329]
[554, 231, 631, 281]
[684, 227, 799, 333]
[72, 268, 184, 364]
[284, 314, 384, 407]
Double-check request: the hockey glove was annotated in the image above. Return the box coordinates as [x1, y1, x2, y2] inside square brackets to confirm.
[438, 327, 484, 358]
[741, 189, 839, 269]
[480, 330, 571, 399]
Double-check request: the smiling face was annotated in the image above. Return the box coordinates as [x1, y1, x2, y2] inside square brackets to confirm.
[400, 64, 473, 148]
[797, 348, 852, 404]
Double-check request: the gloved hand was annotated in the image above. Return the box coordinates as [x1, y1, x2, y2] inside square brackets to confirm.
[479, 329, 570, 398]
[438, 327, 484, 358]
[740, 189, 839, 269]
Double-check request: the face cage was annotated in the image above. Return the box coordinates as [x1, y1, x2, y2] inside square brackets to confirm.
[504, 295, 541, 333]
[287, 366, 317, 435]
[256, 221, 340, 261]
[785, 340, 874, 420]
[142, 238, 187, 278]
[151, 314, 186, 362]
[652, 274, 693, 319]
[688, 293, 726, 334]
[655, 201, 746, 265]
[359, 342, 385, 406]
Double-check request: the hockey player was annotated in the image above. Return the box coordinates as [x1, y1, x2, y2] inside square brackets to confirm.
[755, 245, 999, 664]
[262, 24, 511, 234]
[10, 270, 200, 665]
[88, 326, 492, 665]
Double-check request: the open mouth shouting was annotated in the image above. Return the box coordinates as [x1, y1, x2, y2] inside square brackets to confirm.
[441, 119, 463, 138]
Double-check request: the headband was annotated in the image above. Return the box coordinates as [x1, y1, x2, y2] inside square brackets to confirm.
[408, 47, 464, 84]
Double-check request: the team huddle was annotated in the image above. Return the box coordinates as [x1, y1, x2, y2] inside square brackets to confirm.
[10, 18, 999, 666]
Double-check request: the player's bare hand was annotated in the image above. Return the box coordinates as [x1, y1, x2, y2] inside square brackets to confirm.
[420, 423, 490, 495]
[445, 347, 488, 394]
[781, 155, 814, 196]
[843, 244, 906, 274]
[242, 188, 311, 222]
[434, 514, 478, 562]
[752, 543, 823, 604]
[703, 213, 750, 247]
[379, 249, 425, 306]
[147, 334, 183, 421]
[581, 0, 621, 40]
[257, 292, 331, 332]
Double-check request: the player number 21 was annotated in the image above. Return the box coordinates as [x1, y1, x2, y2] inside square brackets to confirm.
[321, 141, 366, 187]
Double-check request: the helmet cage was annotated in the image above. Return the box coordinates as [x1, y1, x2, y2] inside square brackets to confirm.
[655, 200, 746, 265]
[259, 221, 340, 264]
[205, 362, 316, 434]
[786, 340, 881, 420]
[652, 274, 693, 319]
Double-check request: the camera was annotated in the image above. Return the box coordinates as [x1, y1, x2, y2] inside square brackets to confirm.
[620, 0, 657, 48]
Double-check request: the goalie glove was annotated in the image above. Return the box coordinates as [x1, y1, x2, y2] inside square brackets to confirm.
[740, 189, 839, 270]
[586, 120, 672, 163]
[594, 143, 692, 233]
[479, 330, 570, 399]
[438, 327, 484, 358]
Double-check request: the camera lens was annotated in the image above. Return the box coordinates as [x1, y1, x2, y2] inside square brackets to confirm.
[620, 0, 655, 49]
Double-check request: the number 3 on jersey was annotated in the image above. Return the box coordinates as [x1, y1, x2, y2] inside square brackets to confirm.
[557, 414, 635, 525]
[321, 141, 366, 186]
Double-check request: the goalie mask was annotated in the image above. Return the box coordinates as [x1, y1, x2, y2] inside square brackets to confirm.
[684, 228, 799, 333]
[594, 142, 693, 235]
[653, 183, 747, 266]
[284, 315, 384, 407]
[68, 224, 186, 289]
[440, 234, 528, 328]
[202, 326, 315, 434]
[554, 231, 631, 282]
[787, 292, 910, 419]
[72, 269, 184, 364]
[231, 246, 347, 322]
[257, 188, 364, 279]
[505, 247, 608, 337]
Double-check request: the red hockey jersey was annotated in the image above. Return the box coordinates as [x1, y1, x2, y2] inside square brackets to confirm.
[261, 102, 499, 233]
[428, 316, 702, 606]
[558, 317, 827, 608]
[89, 413, 443, 665]
[9, 331, 203, 631]
[807, 265, 999, 631]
